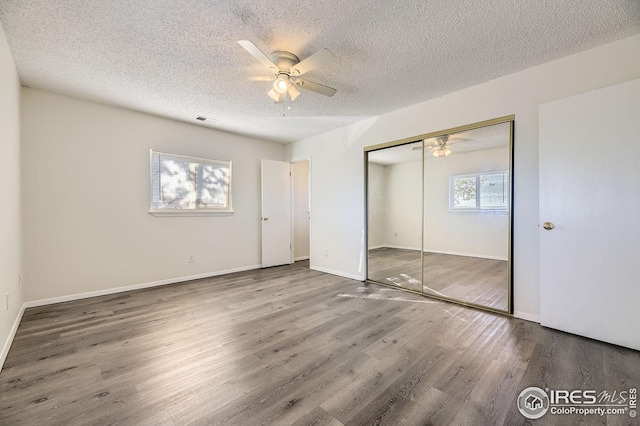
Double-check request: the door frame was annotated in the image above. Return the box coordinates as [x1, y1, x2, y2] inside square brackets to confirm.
[290, 156, 312, 266]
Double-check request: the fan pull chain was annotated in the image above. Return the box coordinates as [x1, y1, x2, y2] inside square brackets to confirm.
[282, 104, 291, 117]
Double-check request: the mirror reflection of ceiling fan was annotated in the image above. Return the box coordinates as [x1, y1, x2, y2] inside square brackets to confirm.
[412, 134, 472, 157]
[237, 40, 337, 103]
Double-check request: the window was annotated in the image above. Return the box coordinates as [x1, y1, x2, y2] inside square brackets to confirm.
[449, 171, 508, 212]
[149, 150, 232, 216]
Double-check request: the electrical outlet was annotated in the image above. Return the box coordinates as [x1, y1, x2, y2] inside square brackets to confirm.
[394, 233, 398, 237]
[324, 249, 329, 257]
[188, 254, 195, 263]
[5, 293, 8, 311]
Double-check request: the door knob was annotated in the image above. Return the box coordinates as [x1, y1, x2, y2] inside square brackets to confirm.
[262, 217, 269, 221]
[542, 222, 554, 230]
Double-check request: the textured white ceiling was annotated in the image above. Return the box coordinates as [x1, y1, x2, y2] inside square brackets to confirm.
[1, 1, 638, 143]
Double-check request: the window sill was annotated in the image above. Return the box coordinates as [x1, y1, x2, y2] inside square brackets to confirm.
[149, 210, 234, 217]
[448, 209, 509, 215]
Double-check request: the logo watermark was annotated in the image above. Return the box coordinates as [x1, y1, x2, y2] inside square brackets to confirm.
[517, 387, 549, 419]
[517, 386, 637, 419]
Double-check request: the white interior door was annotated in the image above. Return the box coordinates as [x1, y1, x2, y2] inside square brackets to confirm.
[539, 78, 640, 351]
[261, 159, 292, 268]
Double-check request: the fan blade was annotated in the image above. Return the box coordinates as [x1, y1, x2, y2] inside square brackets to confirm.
[415, 141, 436, 149]
[288, 84, 301, 101]
[415, 147, 435, 153]
[290, 49, 335, 75]
[267, 89, 283, 103]
[294, 79, 337, 97]
[238, 40, 279, 73]
[248, 76, 275, 81]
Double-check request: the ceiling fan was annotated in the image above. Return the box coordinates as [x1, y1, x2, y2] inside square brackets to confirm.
[238, 40, 337, 103]
[412, 134, 471, 157]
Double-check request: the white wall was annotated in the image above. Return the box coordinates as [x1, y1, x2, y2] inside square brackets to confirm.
[0, 24, 22, 366]
[292, 160, 309, 260]
[22, 89, 285, 302]
[287, 34, 640, 320]
[382, 161, 422, 249]
[423, 147, 509, 260]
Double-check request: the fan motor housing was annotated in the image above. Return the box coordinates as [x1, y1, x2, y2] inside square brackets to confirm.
[268, 51, 300, 72]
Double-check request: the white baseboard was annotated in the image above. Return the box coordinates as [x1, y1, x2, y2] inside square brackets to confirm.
[372, 245, 507, 261]
[310, 266, 364, 281]
[424, 249, 508, 262]
[514, 311, 541, 323]
[24, 264, 262, 309]
[1, 303, 26, 371]
[294, 256, 310, 261]
[380, 244, 421, 251]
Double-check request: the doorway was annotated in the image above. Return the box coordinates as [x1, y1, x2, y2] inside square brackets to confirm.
[292, 159, 310, 265]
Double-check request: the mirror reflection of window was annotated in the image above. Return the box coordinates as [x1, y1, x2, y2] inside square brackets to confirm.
[450, 171, 509, 211]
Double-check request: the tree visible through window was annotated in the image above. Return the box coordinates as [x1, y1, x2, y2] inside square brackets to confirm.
[450, 171, 508, 212]
[150, 150, 232, 215]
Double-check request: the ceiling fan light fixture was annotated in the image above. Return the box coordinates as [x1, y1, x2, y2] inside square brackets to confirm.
[238, 40, 337, 103]
[267, 88, 281, 102]
[433, 148, 452, 158]
[273, 75, 290, 94]
[287, 83, 301, 101]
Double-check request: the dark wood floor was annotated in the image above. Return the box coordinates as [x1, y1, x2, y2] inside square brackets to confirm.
[1, 261, 638, 425]
[368, 247, 508, 310]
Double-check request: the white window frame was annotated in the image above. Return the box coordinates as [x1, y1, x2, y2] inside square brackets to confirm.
[449, 171, 509, 213]
[149, 150, 233, 217]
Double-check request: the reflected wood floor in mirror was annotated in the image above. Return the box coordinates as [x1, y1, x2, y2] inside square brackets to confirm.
[2, 261, 638, 425]
[368, 247, 508, 311]
[367, 247, 423, 292]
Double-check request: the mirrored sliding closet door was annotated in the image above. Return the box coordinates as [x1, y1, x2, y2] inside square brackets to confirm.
[365, 117, 513, 314]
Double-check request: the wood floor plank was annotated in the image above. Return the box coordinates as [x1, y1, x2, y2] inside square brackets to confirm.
[291, 407, 344, 426]
[343, 346, 458, 425]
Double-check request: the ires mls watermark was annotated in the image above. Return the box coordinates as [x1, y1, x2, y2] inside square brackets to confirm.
[517, 386, 637, 419]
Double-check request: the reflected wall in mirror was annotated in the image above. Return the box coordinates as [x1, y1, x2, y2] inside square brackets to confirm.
[365, 117, 513, 314]
[367, 141, 423, 292]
